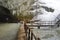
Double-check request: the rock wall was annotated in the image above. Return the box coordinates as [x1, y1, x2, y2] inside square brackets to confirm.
[0, 0, 35, 15]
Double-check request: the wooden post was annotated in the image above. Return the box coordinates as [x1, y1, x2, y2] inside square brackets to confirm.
[31, 32, 33, 40]
[28, 29, 30, 40]
[38, 26, 40, 29]
[24, 21, 28, 40]
[37, 38, 40, 40]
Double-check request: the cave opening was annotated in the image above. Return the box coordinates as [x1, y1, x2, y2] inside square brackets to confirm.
[0, 6, 18, 23]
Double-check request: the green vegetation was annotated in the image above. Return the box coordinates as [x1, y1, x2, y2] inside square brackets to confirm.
[23, 2, 27, 5]
[18, 12, 34, 22]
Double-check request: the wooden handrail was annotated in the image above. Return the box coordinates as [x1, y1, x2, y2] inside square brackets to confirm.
[24, 23, 40, 40]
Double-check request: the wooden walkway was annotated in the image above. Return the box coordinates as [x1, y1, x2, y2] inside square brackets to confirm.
[17, 24, 26, 40]
[17, 22, 41, 40]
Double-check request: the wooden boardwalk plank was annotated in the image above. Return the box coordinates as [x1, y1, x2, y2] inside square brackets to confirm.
[18, 24, 26, 40]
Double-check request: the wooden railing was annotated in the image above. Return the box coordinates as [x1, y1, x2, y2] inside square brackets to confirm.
[24, 23, 40, 40]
